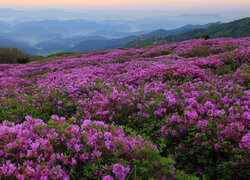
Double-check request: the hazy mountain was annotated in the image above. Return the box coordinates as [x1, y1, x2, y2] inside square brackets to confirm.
[87, 29, 130, 38]
[5, 20, 102, 42]
[0, 8, 228, 32]
[129, 14, 226, 30]
[0, 21, 10, 33]
[86, 29, 145, 39]
[125, 17, 250, 47]
[67, 21, 222, 53]
[142, 22, 220, 38]
[0, 37, 38, 55]
[0, 10, 229, 46]
[174, 13, 223, 23]
[67, 35, 137, 52]
[0, 11, 247, 56]
[53, 35, 107, 45]
[0, 8, 230, 23]
[167, 22, 221, 35]
[0, 19, 135, 43]
[35, 36, 107, 56]
[2, 19, 134, 36]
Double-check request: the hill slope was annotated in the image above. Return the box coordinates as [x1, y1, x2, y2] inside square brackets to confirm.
[204, 17, 250, 38]
[125, 17, 250, 47]
[142, 22, 219, 38]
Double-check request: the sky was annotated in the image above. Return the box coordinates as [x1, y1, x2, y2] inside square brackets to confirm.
[1, 0, 250, 8]
[0, 0, 249, 21]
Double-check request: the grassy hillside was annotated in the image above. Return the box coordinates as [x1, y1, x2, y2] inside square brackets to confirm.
[142, 22, 219, 38]
[125, 29, 205, 47]
[125, 17, 250, 47]
[204, 17, 250, 38]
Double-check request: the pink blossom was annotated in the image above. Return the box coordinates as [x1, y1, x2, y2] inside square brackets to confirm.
[103, 175, 114, 180]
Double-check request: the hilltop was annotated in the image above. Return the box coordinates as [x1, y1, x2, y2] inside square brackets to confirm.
[125, 17, 250, 47]
[139, 22, 220, 38]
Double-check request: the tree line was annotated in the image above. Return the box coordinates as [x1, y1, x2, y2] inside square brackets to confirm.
[0, 47, 31, 64]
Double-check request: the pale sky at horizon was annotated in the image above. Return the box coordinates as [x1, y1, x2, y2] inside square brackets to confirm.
[1, 0, 250, 8]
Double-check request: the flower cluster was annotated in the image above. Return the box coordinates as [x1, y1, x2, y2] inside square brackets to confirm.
[0, 37, 249, 179]
[0, 116, 184, 179]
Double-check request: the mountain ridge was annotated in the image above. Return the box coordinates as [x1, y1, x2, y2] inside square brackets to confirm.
[125, 17, 250, 47]
[0, 17, 249, 56]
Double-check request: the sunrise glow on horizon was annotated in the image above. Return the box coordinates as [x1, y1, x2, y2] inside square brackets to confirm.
[1, 0, 250, 8]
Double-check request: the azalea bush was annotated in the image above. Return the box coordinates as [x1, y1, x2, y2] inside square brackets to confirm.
[0, 37, 249, 179]
[0, 115, 196, 179]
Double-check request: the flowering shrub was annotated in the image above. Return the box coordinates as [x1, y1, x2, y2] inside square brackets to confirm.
[0, 116, 195, 179]
[0, 37, 249, 179]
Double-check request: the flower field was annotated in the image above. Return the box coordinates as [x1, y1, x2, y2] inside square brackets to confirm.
[0, 37, 249, 179]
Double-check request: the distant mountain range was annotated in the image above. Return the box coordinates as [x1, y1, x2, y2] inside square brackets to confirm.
[66, 35, 137, 52]
[0, 19, 219, 55]
[0, 8, 227, 27]
[34, 36, 107, 55]
[125, 17, 250, 47]
[0, 37, 38, 54]
[0, 16, 249, 56]
[65, 22, 222, 53]
[141, 22, 221, 38]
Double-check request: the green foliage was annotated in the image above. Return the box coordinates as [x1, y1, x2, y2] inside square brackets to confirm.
[201, 34, 210, 40]
[47, 52, 78, 58]
[0, 47, 31, 64]
[37, 119, 195, 179]
[204, 17, 250, 38]
[0, 87, 77, 123]
[178, 43, 238, 58]
[29, 55, 45, 62]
